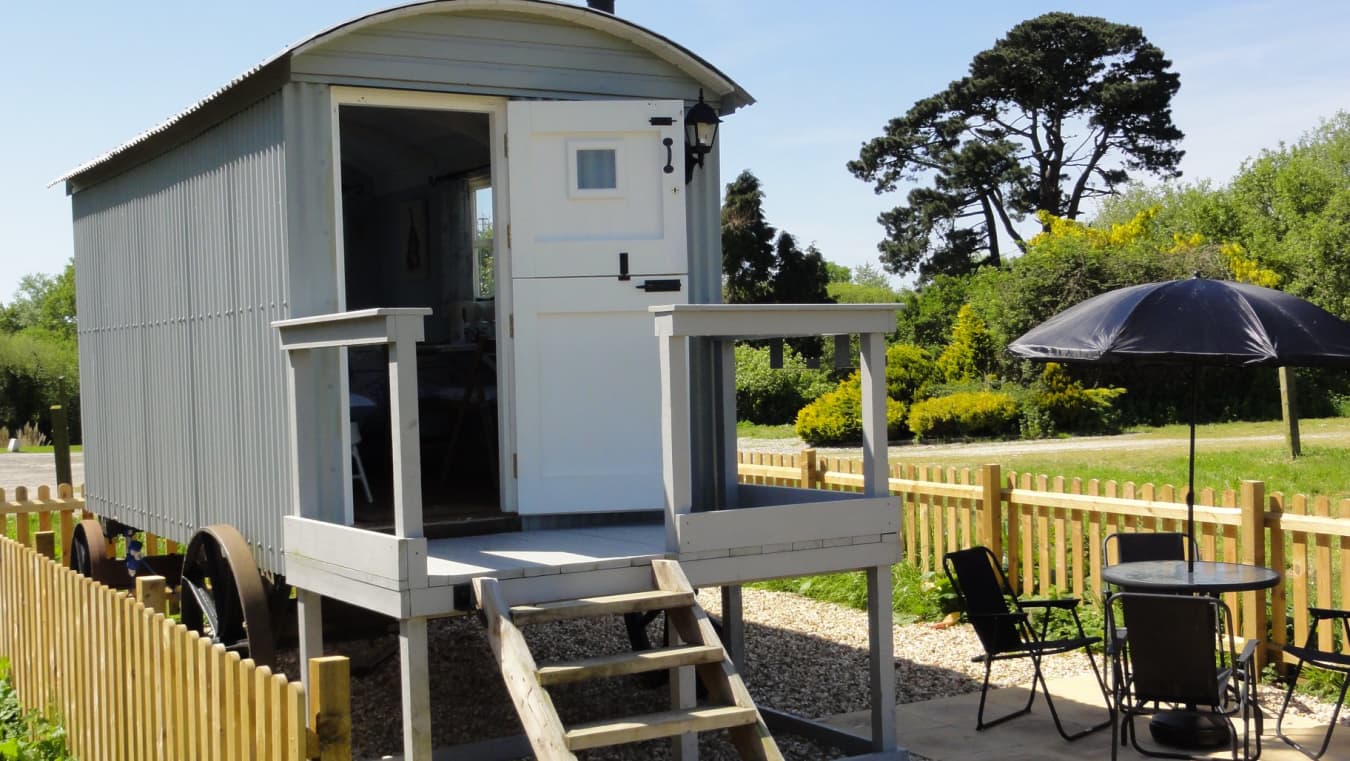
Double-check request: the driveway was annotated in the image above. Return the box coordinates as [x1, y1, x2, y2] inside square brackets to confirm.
[0, 451, 84, 490]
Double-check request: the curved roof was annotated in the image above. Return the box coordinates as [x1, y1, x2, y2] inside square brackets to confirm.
[56, 0, 753, 190]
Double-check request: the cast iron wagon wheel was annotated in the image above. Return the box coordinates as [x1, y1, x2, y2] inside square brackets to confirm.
[69, 519, 123, 587]
[179, 525, 275, 668]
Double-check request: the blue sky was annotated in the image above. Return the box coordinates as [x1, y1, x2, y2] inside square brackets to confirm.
[3, 0, 1348, 301]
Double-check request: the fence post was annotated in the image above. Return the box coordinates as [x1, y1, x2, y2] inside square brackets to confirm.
[799, 448, 817, 490]
[33, 531, 56, 560]
[309, 655, 352, 761]
[136, 575, 167, 616]
[980, 464, 1003, 563]
[1239, 480, 1269, 668]
[51, 405, 72, 488]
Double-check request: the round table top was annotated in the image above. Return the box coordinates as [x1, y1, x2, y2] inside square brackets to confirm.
[1102, 560, 1280, 593]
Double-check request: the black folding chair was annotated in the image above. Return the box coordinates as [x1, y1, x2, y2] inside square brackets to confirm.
[1104, 531, 1199, 566]
[943, 546, 1111, 740]
[1106, 592, 1261, 761]
[1277, 606, 1350, 759]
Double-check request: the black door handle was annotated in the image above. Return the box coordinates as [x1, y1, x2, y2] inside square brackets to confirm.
[637, 279, 681, 293]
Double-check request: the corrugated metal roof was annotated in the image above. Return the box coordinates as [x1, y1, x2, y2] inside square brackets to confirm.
[53, 0, 753, 190]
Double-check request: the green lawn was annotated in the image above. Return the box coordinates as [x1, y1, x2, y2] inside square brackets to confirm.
[896, 417, 1350, 500]
[0, 445, 82, 455]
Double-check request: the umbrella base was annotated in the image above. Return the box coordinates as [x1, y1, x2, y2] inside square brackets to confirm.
[1149, 709, 1230, 748]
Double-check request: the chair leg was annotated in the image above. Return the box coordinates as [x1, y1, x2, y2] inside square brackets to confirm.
[1278, 661, 1347, 760]
[1038, 648, 1111, 741]
[351, 444, 373, 504]
[974, 658, 1036, 731]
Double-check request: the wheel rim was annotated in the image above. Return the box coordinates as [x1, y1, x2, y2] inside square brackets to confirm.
[180, 525, 275, 668]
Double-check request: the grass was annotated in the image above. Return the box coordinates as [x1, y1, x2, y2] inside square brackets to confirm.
[735, 421, 796, 439]
[0, 659, 72, 761]
[0, 446, 81, 455]
[897, 417, 1350, 500]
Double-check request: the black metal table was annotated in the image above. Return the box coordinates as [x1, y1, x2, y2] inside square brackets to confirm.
[1103, 560, 1280, 749]
[1102, 559, 1280, 594]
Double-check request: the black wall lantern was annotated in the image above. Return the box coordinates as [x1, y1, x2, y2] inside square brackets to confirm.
[684, 89, 721, 183]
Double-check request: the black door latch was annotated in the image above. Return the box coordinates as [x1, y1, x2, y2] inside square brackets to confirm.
[637, 279, 681, 293]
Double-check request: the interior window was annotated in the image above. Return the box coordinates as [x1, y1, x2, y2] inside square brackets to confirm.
[471, 181, 494, 299]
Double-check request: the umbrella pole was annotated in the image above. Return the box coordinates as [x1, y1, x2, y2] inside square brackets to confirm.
[1188, 363, 1198, 575]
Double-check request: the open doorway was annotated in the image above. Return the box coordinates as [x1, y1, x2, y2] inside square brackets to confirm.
[337, 101, 508, 535]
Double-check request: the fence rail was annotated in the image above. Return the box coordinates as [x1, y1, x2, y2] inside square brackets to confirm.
[0, 485, 351, 761]
[738, 449, 1350, 668]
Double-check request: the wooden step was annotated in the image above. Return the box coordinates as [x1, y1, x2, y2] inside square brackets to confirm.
[536, 644, 724, 686]
[510, 589, 695, 626]
[564, 705, 759, 751]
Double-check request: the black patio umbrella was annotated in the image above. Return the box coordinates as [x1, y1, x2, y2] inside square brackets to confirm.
[1008, 275, 1350, 572]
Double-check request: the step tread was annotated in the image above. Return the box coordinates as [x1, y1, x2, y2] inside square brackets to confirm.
[510, 589, 695, 626]
[536, 644, 724, 686]
[565, 705, 758, 751]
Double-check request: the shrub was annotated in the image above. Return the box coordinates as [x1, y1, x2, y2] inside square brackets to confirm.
[0, 330, 79, 440]
[936, 304, 996, 383]
[795, 372, 907, 445]
[735, 345, 835, 424]
[885, 343, 941, 404]
[1021, 363, 1126, 437]
[907, 390, 1019, 440]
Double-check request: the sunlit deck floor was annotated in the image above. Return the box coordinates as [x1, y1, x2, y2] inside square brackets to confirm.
[424, 523, 666, 587]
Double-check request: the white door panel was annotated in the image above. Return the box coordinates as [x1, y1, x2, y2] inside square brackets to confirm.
[507, 100, 687, 279]
[513, 277, 686, 514]
[508, 99, 690, 516]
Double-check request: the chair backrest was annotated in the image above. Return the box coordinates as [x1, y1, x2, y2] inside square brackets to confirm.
[1104, 531, 1197, 564]
[944, 546, 1023, 656]
[1108, 592, 1231, 707]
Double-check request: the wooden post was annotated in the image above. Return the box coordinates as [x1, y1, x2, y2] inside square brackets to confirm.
[136, 575, 167, 615]
[799, 448, 817, 490]
[1279, 367, 1301, 458]
[866, 564, 896, 752]
[399, 618, 432, 760]
[309, 656, 352, 761]
[33, 531, 56, 560]
[51, 404, 72, 487]
[980, 464, 1003, 562]
[1239, 480, 1268, 668]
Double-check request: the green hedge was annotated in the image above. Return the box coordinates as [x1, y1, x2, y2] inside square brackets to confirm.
[907, 390, 1019, 440]
[0, 330, 79, 441]
[735, 344, 835, 424]
[795, 372, 907, 445]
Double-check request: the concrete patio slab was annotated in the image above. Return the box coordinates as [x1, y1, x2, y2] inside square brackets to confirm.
[826, 673, 1349, 760]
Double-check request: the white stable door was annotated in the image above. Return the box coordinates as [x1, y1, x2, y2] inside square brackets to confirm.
[508, 99, 688, 515]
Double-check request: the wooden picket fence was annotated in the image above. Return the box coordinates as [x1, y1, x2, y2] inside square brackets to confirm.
[738, 449, 1350, 668]
[0, 484, 352, 761]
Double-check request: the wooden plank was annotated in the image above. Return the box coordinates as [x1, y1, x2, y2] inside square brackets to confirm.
[1268, 493, 1288, 663]
[283, 516, 426, 585]
[1314, 495, 1333, 652]
[238, 659, 257, 761]
[1053, 476, 1067, 596]
[225, 651, 241, 761]
[1087, 480, 1103, 604]
[676, 496, 898, 553]
[537, 645, 724, 686]
[254, 666, 274, 761]
[566, 706, 758, 751]
[511, 590, 694, 626]
[310, 656, 352, 761]
[651, 560, 783, 760]
[284, 681, 306, 761]
[473, 577, 577, 761]
[197, 637, 212, 761]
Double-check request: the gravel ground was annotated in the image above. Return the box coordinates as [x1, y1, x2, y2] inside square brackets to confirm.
[287, 587, 1103, 761]
[282, 584, 1349, 760]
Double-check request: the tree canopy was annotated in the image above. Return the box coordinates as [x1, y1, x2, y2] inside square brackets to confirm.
[720, 169, 832, 306]
[849, 12, 1183, 281]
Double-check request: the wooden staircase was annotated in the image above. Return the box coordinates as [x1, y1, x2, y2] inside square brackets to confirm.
[473, 559, 784, 760]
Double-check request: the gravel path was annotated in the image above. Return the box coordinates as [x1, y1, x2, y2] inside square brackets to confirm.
[314, 586, 1098, 761]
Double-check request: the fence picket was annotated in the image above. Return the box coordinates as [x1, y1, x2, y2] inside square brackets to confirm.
[1314, 496, 1334, 652]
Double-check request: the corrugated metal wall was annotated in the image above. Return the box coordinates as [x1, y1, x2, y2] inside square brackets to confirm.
[73, 93, 291, 573]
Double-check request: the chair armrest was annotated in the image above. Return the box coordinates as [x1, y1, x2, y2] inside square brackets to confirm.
[1237, 638, 1258, 667]
[967, 611, 1029, 623]
[1020, 598, 1080, 610]
[1308, 606, 1350, 620]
